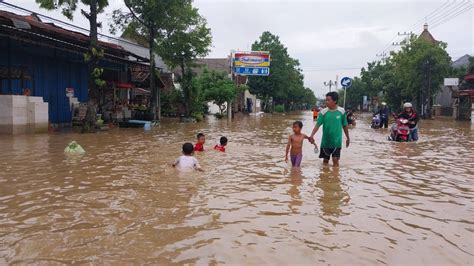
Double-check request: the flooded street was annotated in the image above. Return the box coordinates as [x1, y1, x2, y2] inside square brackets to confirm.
[0, 112, 473, 265]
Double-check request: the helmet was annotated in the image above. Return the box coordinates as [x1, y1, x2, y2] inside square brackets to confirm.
[403, 102, 412, 108]
[381, 102, 387, 106]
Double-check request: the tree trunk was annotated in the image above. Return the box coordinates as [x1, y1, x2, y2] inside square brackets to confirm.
[181, 60, 190, 116]
[426, 62, 432, 119]
[83, 0, 99, 133]
[149, 28, 158, 121]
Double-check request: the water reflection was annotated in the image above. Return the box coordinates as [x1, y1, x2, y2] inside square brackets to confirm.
[287, 170, 303, 212]
[316, 167, 349, 218]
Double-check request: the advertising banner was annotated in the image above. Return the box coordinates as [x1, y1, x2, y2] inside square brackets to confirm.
[233, 52, 270, 67]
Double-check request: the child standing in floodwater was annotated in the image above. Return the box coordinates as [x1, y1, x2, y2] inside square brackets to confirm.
[285, 121, 314, 167]
[173, 143, 203, 172]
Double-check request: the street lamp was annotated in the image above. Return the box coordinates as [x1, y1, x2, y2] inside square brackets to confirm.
[324, 80, 337, 92]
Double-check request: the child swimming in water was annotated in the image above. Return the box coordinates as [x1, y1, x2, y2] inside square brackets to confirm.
[194, 133, 205, 152]
[173, 143, 203, 172]
[285, 121, 315, 167]
[214, 136, 227, 152]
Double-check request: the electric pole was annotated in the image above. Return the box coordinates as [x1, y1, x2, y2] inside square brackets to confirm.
[426, 59, 432, 119]
[421, 59, 432, 119]
[392, 31, 412, 47]
[376, 52, 388, 63]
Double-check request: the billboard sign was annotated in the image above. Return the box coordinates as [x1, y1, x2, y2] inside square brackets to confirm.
[233, 52, 270, 67]
[234, 67, 270, 76]
[232, 51, 270, 76]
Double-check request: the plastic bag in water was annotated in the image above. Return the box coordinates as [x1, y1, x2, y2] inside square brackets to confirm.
[64, 141, 85, 154]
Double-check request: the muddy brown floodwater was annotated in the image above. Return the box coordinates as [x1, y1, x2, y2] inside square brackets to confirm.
[0, 112, 473, 264]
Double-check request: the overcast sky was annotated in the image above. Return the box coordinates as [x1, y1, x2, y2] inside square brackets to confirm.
[4, 0, 473, 97]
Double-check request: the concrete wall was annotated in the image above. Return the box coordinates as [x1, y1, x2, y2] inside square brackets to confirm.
[0, 95, 48, 134]
[435, 86, 455, 108]
[244, 90, 261, 113]
[472, 101, 474, 124]
[207, 102, 223, 114]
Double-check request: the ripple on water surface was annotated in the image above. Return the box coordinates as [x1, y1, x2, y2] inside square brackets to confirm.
[0, 113, 473, 264]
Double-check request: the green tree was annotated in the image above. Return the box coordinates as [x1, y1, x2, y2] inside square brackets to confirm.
[36, 0, 108, 131]
[157, 11, 212, 116]
[349, 34, 451, 115]
[198, 69, 237, 115]
[112, 0, 201, 120]
[248, 32, 311, 112]
[389, 35, 451, 117]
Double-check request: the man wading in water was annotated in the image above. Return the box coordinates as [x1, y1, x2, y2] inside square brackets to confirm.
[309, 92, 350, 167]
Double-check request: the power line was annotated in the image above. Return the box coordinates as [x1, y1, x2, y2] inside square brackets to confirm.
[431, 4, 473, 29]
[376, 0, 467, 58]
[429, 0, 471, 25]
[0, 0, 144, 49]
[302, 67, 362, 72]
[404, 0, 452, 33]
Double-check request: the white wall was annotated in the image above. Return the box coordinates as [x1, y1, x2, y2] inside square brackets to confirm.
[0, 95, 49, 134]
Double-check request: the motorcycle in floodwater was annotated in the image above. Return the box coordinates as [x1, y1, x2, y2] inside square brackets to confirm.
[371, 114, 381, 129]
[388, 118, 415, 142]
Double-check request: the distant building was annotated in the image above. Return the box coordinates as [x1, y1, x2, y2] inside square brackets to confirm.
[435, 54, 472, 117]
[419, 23, 437, 44]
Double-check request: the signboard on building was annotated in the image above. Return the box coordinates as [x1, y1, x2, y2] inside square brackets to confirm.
[444, 78, 459, 86]
[232, 51, 270, 76]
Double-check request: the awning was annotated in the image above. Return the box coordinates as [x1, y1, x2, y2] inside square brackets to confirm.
[459, 90, 474, 96]
[133, 88, 151, 95]
[464, 74, 474, 80]
[116, 82, 133, 89]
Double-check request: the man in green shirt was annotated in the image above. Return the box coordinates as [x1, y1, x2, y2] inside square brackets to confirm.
[309, 92, 350, 167]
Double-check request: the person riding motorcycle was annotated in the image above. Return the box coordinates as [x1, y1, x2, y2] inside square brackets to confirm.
[375, 102, 389, 128]
[397, 102, 419, 141]
[346, 108, 356, 126]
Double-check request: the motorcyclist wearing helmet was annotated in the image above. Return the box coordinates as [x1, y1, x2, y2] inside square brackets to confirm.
[375, 102, 389, 128]
[397, 102, 419, 141]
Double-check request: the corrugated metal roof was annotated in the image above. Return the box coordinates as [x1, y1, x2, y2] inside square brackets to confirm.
[0, 10, 125, 52]
[115, 38, 170, 72]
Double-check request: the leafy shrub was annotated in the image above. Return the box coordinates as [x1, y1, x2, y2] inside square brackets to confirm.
[274, 104, 285, 113]
[192, 112, 204, 122]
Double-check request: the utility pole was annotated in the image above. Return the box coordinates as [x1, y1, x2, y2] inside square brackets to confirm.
[376, 52, 387, 63]
[324, 80, 337, 92]
[392, 31, 412, 47]
[421, 59, 432, 119]
[426, 59, 432, 119]
[229, 50, 234, 120]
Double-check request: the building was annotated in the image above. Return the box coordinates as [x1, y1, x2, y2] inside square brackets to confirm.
[455, 63, 474, 121]
[419, 23, 437, 44]
[435, 54, 472, 117]
[0, 10, 166, 133]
